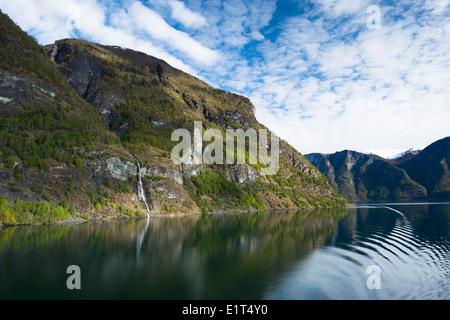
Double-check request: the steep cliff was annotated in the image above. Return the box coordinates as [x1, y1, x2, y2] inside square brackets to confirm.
[399, 137, 450, 200]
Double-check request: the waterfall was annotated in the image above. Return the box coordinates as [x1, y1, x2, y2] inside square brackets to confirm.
[137, 161, 151, 217]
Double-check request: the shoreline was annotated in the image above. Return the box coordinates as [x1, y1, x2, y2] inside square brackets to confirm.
[5, 201, 450, 229]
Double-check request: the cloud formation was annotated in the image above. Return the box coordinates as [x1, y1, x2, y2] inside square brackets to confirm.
[1, 0, 449, 157]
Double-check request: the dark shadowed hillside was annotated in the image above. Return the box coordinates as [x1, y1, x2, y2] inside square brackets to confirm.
[306, 137, 450, 203]
[399, 137, 450, 200]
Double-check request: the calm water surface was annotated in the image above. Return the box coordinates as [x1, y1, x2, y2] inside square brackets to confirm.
[0, 203, 449, 300]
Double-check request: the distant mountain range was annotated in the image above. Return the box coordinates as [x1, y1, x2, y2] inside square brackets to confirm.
[306, 137, 450, 202]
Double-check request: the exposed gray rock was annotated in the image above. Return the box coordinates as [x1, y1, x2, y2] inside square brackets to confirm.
[142, 165, 184, 185]
[0, 70, 36, 105]
[181, 164, 204, 181]
[154, 183, 186, 201]
[83, 80, 122, 113]
[224, 110, 254, 127]
[0, 70, 59, 107]
[280, 143, 323, 178]
[103, 157, 193, 185]
[0, 96, 12, 104]
[32, 84, 57, 97]
[306, 153, 338, 190]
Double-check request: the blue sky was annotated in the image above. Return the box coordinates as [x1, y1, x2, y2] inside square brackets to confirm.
[1, 0, 449, 157]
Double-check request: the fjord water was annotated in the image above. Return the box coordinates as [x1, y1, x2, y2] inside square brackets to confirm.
[0, 203, 448, 300]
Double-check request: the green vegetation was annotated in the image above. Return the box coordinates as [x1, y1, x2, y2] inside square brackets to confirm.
[135, 210, 145, 217]
[187, 166, 347, 214]
[112, 102, 178, 153]
[87, 187, 111, 209]
[368, 186, 390, 199]
[103, 179, 112, 188]
[0, 11, 350, 219]
[125, 209, 134, 217]
[189, 170, 265, 214]
[115, 183, 133, 194]
[0, 196, 75, 226]
[0, 11, 67, 87]
[0, 13, 119, 171]
[192, 170, 242, 198]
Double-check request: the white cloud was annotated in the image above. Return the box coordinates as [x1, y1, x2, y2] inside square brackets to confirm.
[424, 0, 450, 15]
[127, 1, 220, 66]
[314, 0, 371, 17]
[194, 0, 276, 49]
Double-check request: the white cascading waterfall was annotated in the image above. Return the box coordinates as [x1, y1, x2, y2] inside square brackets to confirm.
[137, 161, 151, 217]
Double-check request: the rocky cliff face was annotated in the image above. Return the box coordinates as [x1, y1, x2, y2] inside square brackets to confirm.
[399, 137, 450, 200]
[305, 153, 338, 190]
[0, 70, 55, 107]
[0, 11, 347, 225]
[306, 139, 450, 203]
[47, 41, 103, 99]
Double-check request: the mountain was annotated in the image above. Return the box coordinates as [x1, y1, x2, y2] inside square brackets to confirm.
[306, 137, 450, 203]
[391, 148, 421, 165]
[0, 11, 347, 225]
[399, 137, 450, 200]
[305, 151, 427, 203]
